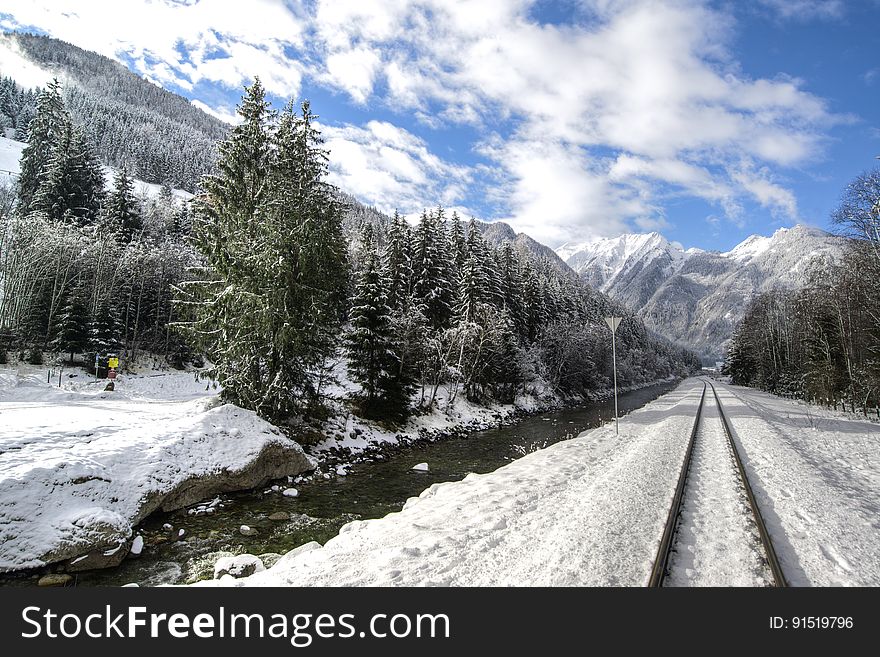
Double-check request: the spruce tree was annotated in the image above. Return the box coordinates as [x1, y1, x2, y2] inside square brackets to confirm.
[384, 210, 413, 312]
[90, 296, 122, 356]
[17, 78, 68, 216]
[32, 122, 105, 224]
[455, 219, 490, 323]
[105, 166, 142, 241]
[346, 228, 411, 420]
[52, 282, 90, 362]
[179, 80, 348, 421]
[412, 209, 454, 329]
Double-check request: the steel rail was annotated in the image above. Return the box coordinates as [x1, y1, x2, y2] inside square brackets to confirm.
[648, 382, 706, 587]
[708, 380, 787, 587]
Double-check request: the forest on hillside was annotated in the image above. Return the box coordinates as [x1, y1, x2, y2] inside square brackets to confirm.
[724, 168, 880, 413]
[0, 75, 699, 427]
[1, 32, 227, 190]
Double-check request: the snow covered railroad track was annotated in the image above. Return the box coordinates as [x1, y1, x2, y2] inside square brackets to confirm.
[650, 380, 787, 587]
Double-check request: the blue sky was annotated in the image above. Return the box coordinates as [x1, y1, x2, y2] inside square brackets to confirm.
[0, 0, 877, 251]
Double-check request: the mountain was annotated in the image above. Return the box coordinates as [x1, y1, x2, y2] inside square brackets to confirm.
[556, 225, 846, 362]
[0, 32, 228, 191]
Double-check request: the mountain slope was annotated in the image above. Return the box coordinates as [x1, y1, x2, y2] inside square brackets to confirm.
[0, 32, 228, 191]
[557, 225, 845, 361]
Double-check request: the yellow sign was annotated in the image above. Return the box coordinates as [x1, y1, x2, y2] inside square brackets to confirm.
[108, 357, 119, 369]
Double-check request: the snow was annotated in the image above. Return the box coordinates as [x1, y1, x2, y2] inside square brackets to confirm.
[199, 378, 880, 587]
[282, 488, 299, 498]
[665, 390, 770, 586]
[710, 381, 880, 586]
[0, 135, 25, 180]
[411, 462, 429, 472]
[309, 357, 562, 459]
[0, 136, 193, 201]
[0, 361, 312, 571]
[0, 35, 54, 89]
[199, 380, 705, 586]
[213, 554, 265, 579]
[723, 233, 773, 262]
[130, 535, 144, 556]
[556, 232, 688, 292]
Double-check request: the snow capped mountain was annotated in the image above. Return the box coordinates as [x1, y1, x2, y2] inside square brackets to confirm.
[556, 224, 845, 361]
[557, 232, 702, 310]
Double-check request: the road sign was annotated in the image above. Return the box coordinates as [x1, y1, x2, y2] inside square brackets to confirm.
[604, 316, 623, 434]
[108, 356, 119, 369]
[108, 368, 117, 380]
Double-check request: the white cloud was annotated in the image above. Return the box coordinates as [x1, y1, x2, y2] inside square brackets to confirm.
[757, 0, 845, 21]
[319, 120, 471, 215]
[730, 164, 798, 220]
[1, 0, 847, 244]
[1, 0, 306, 96]
[308, 0, 838, 241]
[190, 99, 240, 125]
[324, 47, 382, 104]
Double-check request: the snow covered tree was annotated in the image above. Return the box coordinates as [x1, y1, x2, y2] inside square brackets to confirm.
[412, 209, 454, 330]
[455, 219, 490, 323]
[52, 281, 90, 362]
[32, 121, 105, 225]
[346, 227, 412, 420]
[17, 78, 67, 216]
[104, 166, 142, 241]
[178, 80, 348, 421]
[90, 295, 122, 356]
[384, 210, 413, 312]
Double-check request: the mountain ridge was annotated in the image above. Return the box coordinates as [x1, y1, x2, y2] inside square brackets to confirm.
[556, 224, 846, 361]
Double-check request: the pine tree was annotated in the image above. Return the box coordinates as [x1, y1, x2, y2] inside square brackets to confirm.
[105, 166, 142, 241]
[52, 282, 90, 362]
[90, 296, 122, 356]
[384, 210, 413, 312]
[178, 80, 348, 421]
[32, 122, 105, 224]
[17, 78, 68, 216]
[412, 209, 454, 329]
[346, 228, 412, 420]
[455, 219, 490, 323]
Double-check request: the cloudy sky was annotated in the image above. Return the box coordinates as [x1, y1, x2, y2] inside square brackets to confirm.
[0, 0, 877, 250]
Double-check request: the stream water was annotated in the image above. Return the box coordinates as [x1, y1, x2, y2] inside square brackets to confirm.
[11, 380, 679, 586]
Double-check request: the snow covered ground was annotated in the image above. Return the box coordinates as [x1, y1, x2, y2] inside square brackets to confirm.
[665, 389, 770, 586]
[201, 378, 879, 587]
[713, 381, 880, 586]
[0, 135, 192, 201]
[0, 361, 311, 571]
[201, 380, 705, 586]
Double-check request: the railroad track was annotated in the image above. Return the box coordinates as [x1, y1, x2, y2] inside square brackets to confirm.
[648, 379, 786, 587]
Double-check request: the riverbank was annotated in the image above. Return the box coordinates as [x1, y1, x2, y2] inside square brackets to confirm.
[0, 362, 313, 574]
[0, 356, 683, 580]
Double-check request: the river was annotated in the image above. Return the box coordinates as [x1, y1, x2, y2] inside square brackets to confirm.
[12, 380, 680, 586]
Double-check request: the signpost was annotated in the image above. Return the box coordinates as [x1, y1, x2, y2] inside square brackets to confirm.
[604, 316, 622, 435]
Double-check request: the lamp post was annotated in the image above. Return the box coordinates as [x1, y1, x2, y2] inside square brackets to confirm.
[604, 316, 622, 434]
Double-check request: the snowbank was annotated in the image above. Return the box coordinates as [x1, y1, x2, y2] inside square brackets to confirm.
[201, 378, 880, 587]
[712, 381, 880, 586]
[0, 363, 313, 572]
[199, 380, 705, 586]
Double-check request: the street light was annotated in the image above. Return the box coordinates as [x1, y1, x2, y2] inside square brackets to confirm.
[604, 316, 622, 434]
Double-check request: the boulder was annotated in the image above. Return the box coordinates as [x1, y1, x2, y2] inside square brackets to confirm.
[213, 554, 265, 579]
[37, 573, 72, 587]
